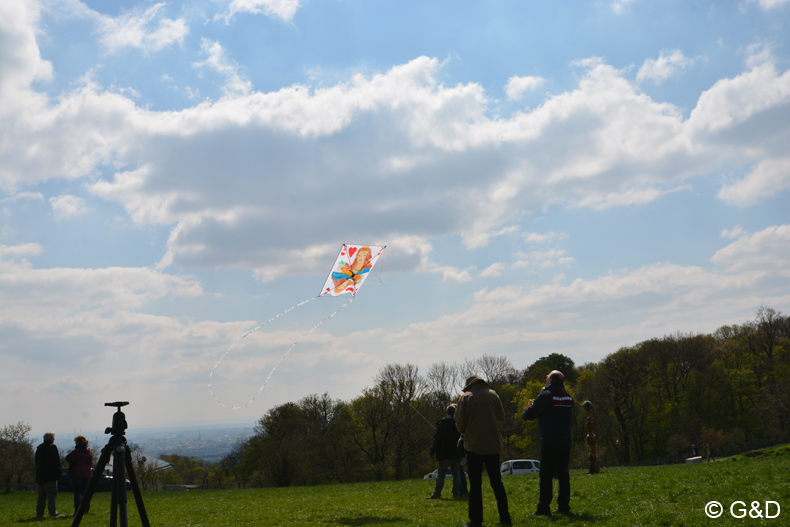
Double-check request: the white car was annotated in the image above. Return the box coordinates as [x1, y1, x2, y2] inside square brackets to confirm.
[500, 459, 540, 475]
[423, 467, 468, 479]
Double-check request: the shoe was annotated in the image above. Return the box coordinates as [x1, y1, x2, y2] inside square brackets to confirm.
[533, 510, 551, 516]
[553, 508, 571, 515]
[425, 495, 440, 499]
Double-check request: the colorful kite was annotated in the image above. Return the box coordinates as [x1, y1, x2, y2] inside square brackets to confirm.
[209, 244, 386, 409]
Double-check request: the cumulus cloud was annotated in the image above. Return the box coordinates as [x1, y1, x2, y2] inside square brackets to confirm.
[49, 194, 89, 219]
[717, 158, 790, 206]
[0, 243, 42, 257]
[505, 75, 544, 101]
[637, 50, 695, 85]
[710, 224, 790, 273]
[0, 252, 203, 319]
[220, 0, 302, 23]
[480, 263, 505, 278]
[2, 5, 790, 280]
[193, 39, 252, 96]
[721, 225, 746, 239]
[93, 2, 188, 54]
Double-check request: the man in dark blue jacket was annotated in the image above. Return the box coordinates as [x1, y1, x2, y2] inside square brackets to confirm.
[427, 404, 467, 499]
[522, 370, 573, 516]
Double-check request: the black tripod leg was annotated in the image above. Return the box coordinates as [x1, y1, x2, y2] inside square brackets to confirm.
[110, 467, 118, 527]
[71, 443, 112, 527]
[125, 446, 151, 527]
[114, 445, 128, 527]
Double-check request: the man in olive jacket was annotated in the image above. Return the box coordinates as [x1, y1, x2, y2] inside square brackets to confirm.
[454, 375, 511, 527]
[522, 370, 574, 516]
[35, 431, 62, 518]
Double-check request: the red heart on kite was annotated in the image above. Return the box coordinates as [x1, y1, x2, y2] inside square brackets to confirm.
[348, 247, 357, 258]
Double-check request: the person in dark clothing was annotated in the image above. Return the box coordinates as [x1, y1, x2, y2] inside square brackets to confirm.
[455, 375, 511, 527]
[35, 431, 62, 518]
[522, 370, 574, 516]
[427, 404, 467, 499]
[66, 435, 93, 516]
[690, 444, 699, 458]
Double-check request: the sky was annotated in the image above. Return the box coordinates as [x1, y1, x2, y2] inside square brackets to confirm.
[1, 0, 790, 439]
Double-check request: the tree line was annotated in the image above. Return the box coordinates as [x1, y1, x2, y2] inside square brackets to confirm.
[2, 306, 788, 491]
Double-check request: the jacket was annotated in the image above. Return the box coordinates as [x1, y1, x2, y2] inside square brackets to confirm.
[522, 381, 573, 448]
[454, 376, 505, 456]
[35, 441, 62, 483]
[66, 444, 93, 479]
[430, 415, 463, 460]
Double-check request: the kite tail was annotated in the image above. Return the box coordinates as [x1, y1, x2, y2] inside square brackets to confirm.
[208, 296, 317, 408]
[210, 296, 354, 410]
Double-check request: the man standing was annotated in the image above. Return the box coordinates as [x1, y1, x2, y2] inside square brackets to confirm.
[454, 375, 511, 527]
[522, 370, 574, 516]
[426, 404, 467, 499]
[35, 431, 62, 518]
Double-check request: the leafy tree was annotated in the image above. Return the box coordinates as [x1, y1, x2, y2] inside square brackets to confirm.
[522, 353, 577, 385]
[0, 421, 34, 492]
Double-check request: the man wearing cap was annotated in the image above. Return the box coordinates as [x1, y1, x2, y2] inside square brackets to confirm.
[454, 375, 511, 527]
[522, 370, 574, 516]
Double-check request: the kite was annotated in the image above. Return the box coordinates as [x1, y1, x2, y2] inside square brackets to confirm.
[209, 244, 385, 409]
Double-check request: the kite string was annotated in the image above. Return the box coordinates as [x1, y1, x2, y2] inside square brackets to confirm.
[208, 296, 317, 407]
[210, 297, 355, 410]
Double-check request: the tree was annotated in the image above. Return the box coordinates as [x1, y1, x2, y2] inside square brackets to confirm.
[0, 421, 34, 492]
[245, 403, 307, 487]
[522, 353, 577, 385]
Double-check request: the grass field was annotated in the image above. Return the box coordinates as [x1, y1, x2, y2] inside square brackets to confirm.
[2, 448, 788, 526]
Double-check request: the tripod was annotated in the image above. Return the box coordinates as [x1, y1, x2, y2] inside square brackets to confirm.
[71, 402, 151, 527]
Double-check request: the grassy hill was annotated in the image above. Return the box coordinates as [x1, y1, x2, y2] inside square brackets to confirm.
[2, 450, 788, 526]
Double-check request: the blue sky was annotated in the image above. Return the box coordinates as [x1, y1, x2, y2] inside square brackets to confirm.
[2, 0, 789, 436]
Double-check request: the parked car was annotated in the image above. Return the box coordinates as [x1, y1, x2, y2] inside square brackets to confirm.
[58, 468, 131, 492]
[423, 467, 468, 479]
[500, 459, 540, 475]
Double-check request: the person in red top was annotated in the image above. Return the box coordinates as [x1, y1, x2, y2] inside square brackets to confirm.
[65, 435, 93, 516]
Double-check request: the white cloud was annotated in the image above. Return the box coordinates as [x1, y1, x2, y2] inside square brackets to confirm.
[433, 265, 474, 283]
[717, 158, 790, 206]
[637, 50, 695, 85]
[0, 243, 42, 257]
[721, 225, 746, 239]
[94, 3, 188, 54]
[2, 191, 43, 202]
[223, 0, 302, 22]
[480, 263, 505, 278]
[523, 231, 568, 244]
[505, 75, 544, 101]
[611, 0, 636, 14]
[512, 249, 575, 272]
[2, 6, 790, 274]
[750, 0, 790, 9]
[193, 39, 252, 96]
[49, 194, 89, 220]
[710, 224, 790, 273]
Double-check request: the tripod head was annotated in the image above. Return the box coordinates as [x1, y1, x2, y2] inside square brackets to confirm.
[105, 401, 129, 436]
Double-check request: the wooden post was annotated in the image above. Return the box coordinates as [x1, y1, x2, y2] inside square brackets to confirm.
[582, 400, 600, 474]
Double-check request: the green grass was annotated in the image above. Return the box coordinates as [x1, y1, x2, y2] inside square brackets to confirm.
[3, 453, 788, 526]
